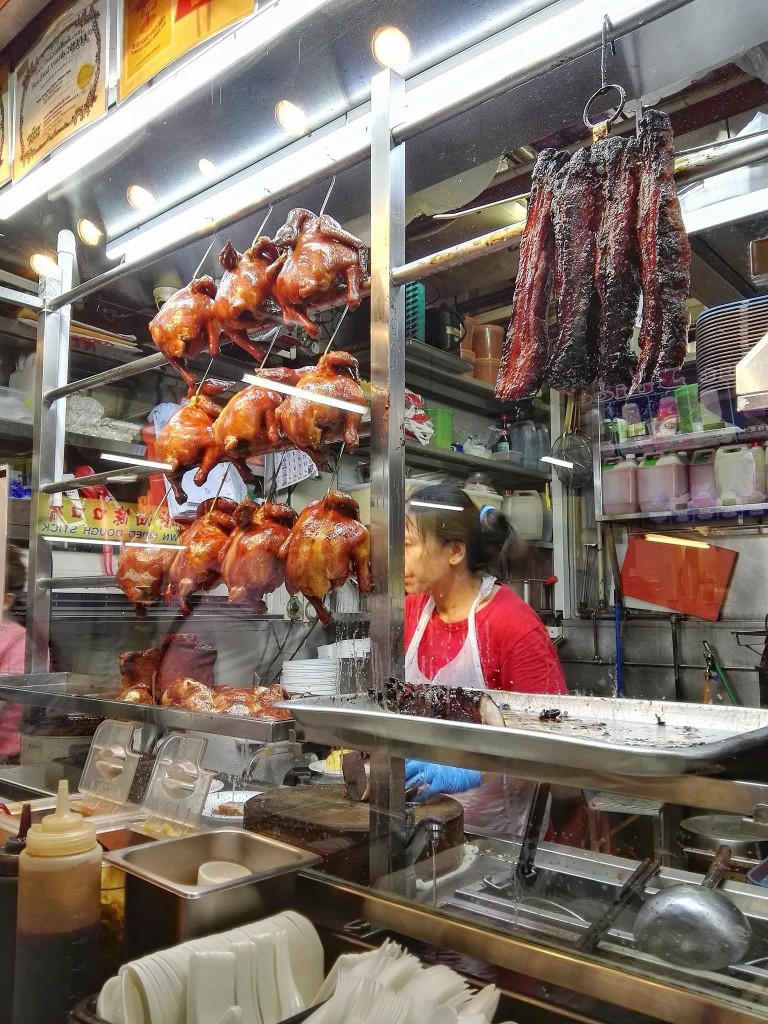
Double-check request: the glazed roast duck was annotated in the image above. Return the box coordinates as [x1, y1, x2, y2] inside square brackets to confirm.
[280, 490, 372, 626]
[213, 367, 301, 459]
[147, 210, 368, 386]
[220, 500, 298, 614]
[115, 542, 179, 618]
[164, 498, 238, 615]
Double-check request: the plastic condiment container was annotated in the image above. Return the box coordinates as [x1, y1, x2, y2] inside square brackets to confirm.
[602, 456, 639, 516]
[502, 490, 544, 541]
[689, 449, 717, 508]
[623, 401, 646, 438]
[12, 781, 102, 1024]
[637, 452, 689, 513]
[657, 395, 679, 436]
[715, 444, 767, 505]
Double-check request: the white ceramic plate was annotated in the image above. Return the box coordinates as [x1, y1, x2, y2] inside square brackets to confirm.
[202, 790, 260, 821]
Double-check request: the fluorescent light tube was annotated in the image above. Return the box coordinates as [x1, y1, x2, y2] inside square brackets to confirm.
[242, 372, 367, 415]
[540, 455, 574, 469]
[0, 0, 335, 220]
[101, 453, 172, 470]
[43, 536, 184, 549]
[409, 500, 465, 511]
[107, 116, 370, 264]
[645, 533, 710, 549]
[682, 186, 768, 235]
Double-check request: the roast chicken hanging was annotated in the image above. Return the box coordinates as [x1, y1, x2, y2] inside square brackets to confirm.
[280, 490, 371, 625]
[213, 239, 286, 356]
[213, 368, 301, 458]
[272, 210, 368, 337]
[165, 498, 238, 614]
[154, 393, 225, 503]
[276, 351, 365, 463]
[148, 277, 221, 390]
[220, 500, 298, 614]
[115, 542, 179, 617]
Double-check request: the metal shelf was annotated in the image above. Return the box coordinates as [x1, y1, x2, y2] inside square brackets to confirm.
[403, 441, 550, 485]
[0, 419, 145, 458]
[597, 501, 768, 523]
[0, 673, 294, 743]
[403, 340, 549, 418]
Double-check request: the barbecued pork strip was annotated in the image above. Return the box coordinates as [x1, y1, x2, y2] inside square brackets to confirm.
[630, 109, 691, 393]
[545, 148, 602, 392]
[592, 136, 641, 389]
[495, 149, 569, 402]
[382, 679, 504, 726]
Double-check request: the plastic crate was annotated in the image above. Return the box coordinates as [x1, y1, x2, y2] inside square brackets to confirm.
[405, 281, 426, 343]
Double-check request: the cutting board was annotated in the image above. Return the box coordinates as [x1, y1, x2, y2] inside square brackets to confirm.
[620, 536, 737, 621]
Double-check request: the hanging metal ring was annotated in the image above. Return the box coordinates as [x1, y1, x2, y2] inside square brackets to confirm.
[583, 83, 626, 130]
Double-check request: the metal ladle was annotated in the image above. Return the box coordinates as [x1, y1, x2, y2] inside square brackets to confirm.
[633, 845, 752, 971]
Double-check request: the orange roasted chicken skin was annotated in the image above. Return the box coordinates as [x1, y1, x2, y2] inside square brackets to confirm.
[148, 277, 221, 389]
[220, 500, 298, 614]
[165, 499, 238, 615]
[213, 368, 301, 457]
[161, 678, 218, 713]
[213, 239, 286, 358]
[279, 490, 372, 625]
[276, 352, 365, 462]
[115, 543, 178, 617]
[272, 210, 368, 337]
[155, 394, 223, 502]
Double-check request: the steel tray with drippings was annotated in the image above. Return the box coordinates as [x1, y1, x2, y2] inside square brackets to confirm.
[281, 691, 768, 778]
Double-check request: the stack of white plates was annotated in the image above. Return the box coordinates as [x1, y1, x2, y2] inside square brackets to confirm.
[696, 295, 768, 391]
[317, 637, 370, 660]
[280, 658, 339, 696]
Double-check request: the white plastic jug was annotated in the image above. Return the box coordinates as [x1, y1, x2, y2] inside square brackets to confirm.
[637, 453, 689, 513]
[601, 457, 638, 516]
[715, 444, 766, 505]
[502, 490, 544, 541]
[689, 449, 717, 508]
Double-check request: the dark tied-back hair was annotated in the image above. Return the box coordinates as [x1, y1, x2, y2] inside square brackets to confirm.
[5, 545, 25, 594]
[406, 483, 521, 577]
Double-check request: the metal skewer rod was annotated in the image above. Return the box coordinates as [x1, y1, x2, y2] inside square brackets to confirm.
[323, 305, 349, 356]
[319, 176, 337, 217]
[252, 206, 273, 244]
[192, 240, 215, 281]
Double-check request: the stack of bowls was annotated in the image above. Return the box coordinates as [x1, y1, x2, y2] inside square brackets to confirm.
[473, 324, 504, 385]
[281, 658, 339, 697]
[696, 295, 768, 391]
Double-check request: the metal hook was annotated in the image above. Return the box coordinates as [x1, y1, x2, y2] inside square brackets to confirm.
[583, 15, 625, 130]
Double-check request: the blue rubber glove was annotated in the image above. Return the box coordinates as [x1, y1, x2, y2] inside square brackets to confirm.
[405, 760, 482, 799]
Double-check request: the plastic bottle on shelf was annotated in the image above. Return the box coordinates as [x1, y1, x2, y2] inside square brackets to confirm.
[657, 395, 679, 436]
[637, 452, 689, 513]
[715, 444, 766, 505]
[516, 421, 538, 468]
[602, 456, 639, 516]
[541, 484, 553, 542]
[535, 422, 550, 466]
[503, 490, 544, 541]
[689, 449, 717, 508]
[622, 401, 646, 438]
[492, 415, 510, 454]
[12, 781, 102, 1024]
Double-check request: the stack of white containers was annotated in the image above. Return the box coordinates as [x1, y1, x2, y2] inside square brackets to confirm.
[280, 658, 339, 697]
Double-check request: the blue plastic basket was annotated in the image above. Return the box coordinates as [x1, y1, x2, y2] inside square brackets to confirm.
[405, 281, 426, 343]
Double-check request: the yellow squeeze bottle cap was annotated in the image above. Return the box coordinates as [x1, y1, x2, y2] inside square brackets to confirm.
[25, 780, 97, 857]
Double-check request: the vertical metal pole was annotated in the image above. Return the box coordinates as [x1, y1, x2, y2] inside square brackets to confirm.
[550, 392, 572, 619]
[0, 466, 8, 619]
[26, 229, 76, 672]
[368, 69, 407, 883]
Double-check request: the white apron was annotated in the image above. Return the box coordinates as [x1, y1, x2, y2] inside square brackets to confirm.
[405, 575, 538, 835]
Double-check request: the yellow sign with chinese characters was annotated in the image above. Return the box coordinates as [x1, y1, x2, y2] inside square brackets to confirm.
[13, 0, 107, 180]
[121, 0, 255, 99]
[40, 495, 180, 546]
[0, 63, 10, 188]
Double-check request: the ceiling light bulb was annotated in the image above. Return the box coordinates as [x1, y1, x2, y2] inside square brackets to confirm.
[127, 184, 156, 211]
[198, 158, 217, 179]
[30, 252, 59, 277]
[275, 100, 308, 138]
[77, 218, 103, 246]
[372, 26, 411, 72]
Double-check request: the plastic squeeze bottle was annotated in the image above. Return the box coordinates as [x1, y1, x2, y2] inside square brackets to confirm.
[12, 781, 102, 1024]
[0, 804, 31, 1024]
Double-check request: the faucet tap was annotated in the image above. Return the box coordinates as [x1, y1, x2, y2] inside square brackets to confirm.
[405, 812, 445, 866]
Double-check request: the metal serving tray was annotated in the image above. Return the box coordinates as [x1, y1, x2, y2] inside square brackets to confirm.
[281, 691, 768, 778]
[0, 673, 294, 743]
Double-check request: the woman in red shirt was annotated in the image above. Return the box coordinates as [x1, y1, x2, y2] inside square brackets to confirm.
[404, 483, 567, 829]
